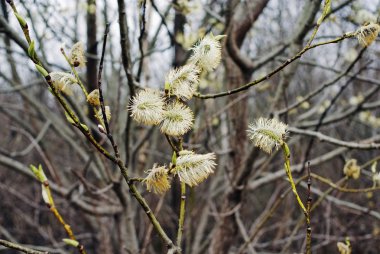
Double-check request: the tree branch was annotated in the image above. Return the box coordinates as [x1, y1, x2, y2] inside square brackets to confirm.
[0, 239, 48, 254]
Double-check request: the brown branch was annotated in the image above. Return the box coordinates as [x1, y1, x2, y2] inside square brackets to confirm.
[117, 0, 135, 96]
[289, 127, 380, 150]
[226, 0, 270, 71]
[150, 0, 175, 46]
[136, 0, 147, 81]
[195, 33, 354, 99]
[97, 23, 121, 161]
[305, 162, 312, 254]
[117, 0, 136, 165]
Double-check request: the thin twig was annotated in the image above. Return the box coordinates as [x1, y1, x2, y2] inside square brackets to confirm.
[165, 134, 179, 153]
[305, 162, 312, 254]
[296, 78, 380, 129]
[276, 56, 365, 117]
[141, 195, 166, 254]
[97, 23, 121, 160]
[136, 0, 147, 81]
[288, 127, 380, 150]
[176, 181, 186, 249]
[150, 0, 175, 46]
[194, 33, 354, 99]
[300, 48, 367, 172]
[281, 177, 348, 253]
[38, 172, 86, 254]
[0, 239, 48, 254]
[282, 142, 307, 214]
[116, 0, 135, 93]
[174, 137, 185, 253]
[312, 173, 380, 193]
[116, 0, 135, 165]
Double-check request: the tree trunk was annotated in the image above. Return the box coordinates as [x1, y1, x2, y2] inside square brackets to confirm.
[209, 1, 269, 252]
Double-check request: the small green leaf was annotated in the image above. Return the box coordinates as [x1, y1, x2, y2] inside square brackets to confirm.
[14, 12, 27, 27]
[29, 164, 47, 182]
[62, 238, 79, 247]
[80, 124, 89, 131]
[28, 40, 36, 59]
[35, 64, 48, 77]
[65, 112, 75, 125]
[38, 164, 48, 182]
[171, 151, 177, 165]
[30, 164, 39, 176]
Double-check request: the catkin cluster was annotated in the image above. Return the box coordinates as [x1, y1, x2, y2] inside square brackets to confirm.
[129, 34, 222, 136]
[128, 34, 222, 193]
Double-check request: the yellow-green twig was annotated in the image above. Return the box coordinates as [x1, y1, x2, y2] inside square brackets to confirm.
[282, 142, 307, 215]
[30, 164, 86, 254]
[177, 181, 186, 249]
